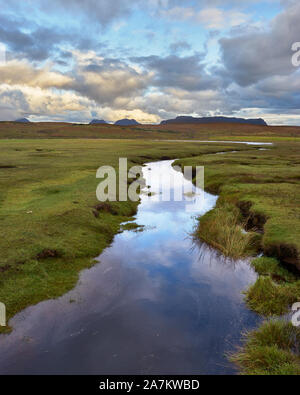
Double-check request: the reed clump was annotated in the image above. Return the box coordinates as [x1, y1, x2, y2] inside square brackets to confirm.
[195, 203, 260, 260]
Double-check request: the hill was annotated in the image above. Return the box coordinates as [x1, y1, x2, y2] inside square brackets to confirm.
[161, 116, 267, 126]
[14, 118, 31, 123]
[115, 119, 140, 126]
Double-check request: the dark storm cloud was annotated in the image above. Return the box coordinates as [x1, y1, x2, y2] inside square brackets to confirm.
[83, 58, 129, 73]
[219, 66, 300, 117]
[215, 0, 300, 119]
[0, 11, 104, 62]
[131, 54, 216, 91]
[0, 12, 66, 61]
[219, 1, 300, 86]
[0, 25, 66, 61]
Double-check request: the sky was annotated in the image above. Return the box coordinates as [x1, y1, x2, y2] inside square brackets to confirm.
[0, 0, 299, 125]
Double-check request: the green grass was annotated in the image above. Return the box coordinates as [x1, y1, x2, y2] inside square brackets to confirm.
[234, 258, 300, 375]
[246, 277, 300, 316]
[230, 320, 300, 375]
[175, 142, 300, 268]
[0, 138, 246, 333]
[194, 203, 260, 259]
[1, 126, 300, 375]
[244, 257, 300, 316]
[1, 121, 300, 142]
[174, 141, 300, 375]
[251, 257, 297, 281]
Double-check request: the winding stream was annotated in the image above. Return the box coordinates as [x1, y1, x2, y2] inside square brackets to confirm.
[0, 160, 259, 375]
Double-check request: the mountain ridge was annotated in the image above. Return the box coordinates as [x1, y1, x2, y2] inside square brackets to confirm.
[161, 116, 267, 126]
[14, 118, 31, 123]
[114, 119, 140, 126]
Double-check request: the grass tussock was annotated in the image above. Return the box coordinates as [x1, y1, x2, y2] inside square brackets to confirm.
[245, 257, 300, 316]
[246, 277, 299, 316]
[195, 203, 260, 260]
[230, 320, 300, 375]
[251, 257, 297, 282]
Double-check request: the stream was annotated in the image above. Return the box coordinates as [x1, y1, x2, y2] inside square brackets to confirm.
[0, 160, 259, 375]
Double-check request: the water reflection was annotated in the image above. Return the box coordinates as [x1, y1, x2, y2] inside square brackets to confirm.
[0, 160, 259, 375]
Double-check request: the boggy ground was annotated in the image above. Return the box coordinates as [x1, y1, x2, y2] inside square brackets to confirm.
[0, 138, 253, 333]
[174, 140, 300, 375]
[1, 121, 300, 141]
[175, 142, 300, 268]
[1, 124, 299, 374]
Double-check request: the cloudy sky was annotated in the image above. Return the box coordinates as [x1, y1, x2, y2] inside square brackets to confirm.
[0, 0, 299, 124]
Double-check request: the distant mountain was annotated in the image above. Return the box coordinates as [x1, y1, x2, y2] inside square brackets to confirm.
[114, 119, 140, 126]
[14, 118, 30, 123]
[89, 119, 107, 125]
[161, 116, 267, 126]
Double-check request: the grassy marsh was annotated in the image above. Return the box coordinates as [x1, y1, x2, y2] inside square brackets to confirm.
[1, 124, 300, 375]
[0, 138, 247, 333]
[1, 121, 300, 142]
[175, 142, 300, 267]
[174, 140, 300, 375]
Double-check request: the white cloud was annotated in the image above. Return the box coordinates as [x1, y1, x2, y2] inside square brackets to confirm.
[0, 60, 72, 89]
[160, 6, 249, 29]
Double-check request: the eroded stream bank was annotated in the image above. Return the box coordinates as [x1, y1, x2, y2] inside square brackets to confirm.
[0, 160, 259, 375]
